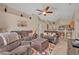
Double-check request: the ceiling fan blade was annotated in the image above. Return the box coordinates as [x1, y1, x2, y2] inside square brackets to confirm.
[36, 9, 43, 12]
[38, 13, 42, 15]
[47, 11, 53, 13]
[44, 6, 50, 11]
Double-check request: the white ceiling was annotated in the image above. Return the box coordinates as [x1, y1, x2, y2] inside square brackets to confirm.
[4, 3, 79, 21]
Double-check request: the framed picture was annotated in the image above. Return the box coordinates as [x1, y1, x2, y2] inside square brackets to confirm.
[17, 20, 27, 27]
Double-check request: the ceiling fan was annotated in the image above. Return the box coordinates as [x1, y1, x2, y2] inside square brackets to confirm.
[36, 6, 53, 16]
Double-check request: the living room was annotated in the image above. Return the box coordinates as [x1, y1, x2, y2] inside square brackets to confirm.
[0, 3, 79, 55]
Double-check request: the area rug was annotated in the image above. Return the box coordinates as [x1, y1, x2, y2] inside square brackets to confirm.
[31, 43, 56, 55]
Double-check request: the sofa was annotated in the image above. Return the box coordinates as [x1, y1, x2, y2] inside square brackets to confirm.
[0, 32, 50, 55]
[42, 32, 59, 44]
[0, 32, 31, 55]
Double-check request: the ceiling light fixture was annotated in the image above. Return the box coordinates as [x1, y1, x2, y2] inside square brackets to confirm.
[36, 6, 53, 16]
[4, 8, 7, 12]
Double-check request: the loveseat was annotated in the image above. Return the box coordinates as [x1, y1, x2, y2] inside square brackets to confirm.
[0, 32, 31, 55]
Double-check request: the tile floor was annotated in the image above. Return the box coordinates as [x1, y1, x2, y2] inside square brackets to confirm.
[51, 39, 67, 55]
[32, 39, 68, 55]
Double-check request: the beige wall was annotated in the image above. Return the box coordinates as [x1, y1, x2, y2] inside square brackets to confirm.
[0, 11, 48, 34]
[0, 12, 31, 31]
[73, 9, 79, 38]
[0, 4, 62, 34]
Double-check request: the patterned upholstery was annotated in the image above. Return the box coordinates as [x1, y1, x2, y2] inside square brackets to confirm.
[0, 41, 21, 52]
[0, 32, 20, 46]
[31, 38, 49, 52]
[11, 45, 30, 55]
[0, 32, 30, 55]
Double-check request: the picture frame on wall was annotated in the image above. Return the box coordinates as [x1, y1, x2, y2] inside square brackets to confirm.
[17, 20, 27, 27]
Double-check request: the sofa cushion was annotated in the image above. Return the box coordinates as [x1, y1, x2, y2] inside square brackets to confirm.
[23, 36, 32, 41]
[0, 40, 21, 52]
[11, 45, 30, 55]
[21, 41, 31, 46]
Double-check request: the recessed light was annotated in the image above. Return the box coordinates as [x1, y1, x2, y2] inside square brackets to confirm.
[4, 8, 7, 12]
[20, 14, 23, 17]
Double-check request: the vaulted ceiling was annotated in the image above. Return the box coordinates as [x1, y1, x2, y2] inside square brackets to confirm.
[4, 3, 79, 21]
